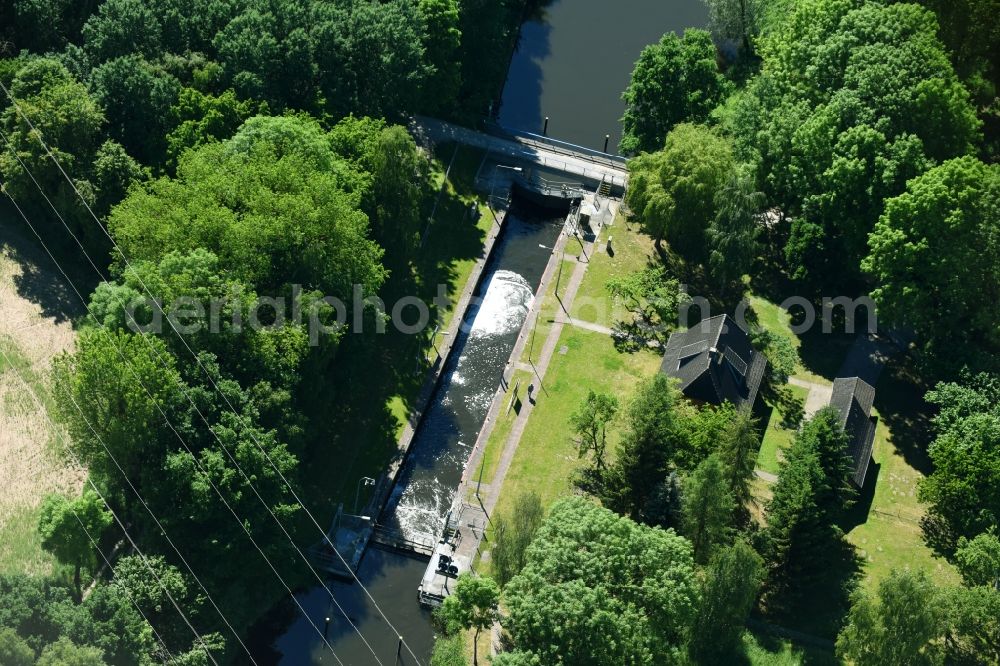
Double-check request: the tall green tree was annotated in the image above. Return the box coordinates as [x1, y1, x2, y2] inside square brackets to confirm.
[81, 0, 163, 62]
[837, 569, 945, 666]
[89, 55, 181, 165]
[36, 638, 106, 666]
[919, 372, 1000, 548]
[762, 429, 835, 608]
[38, 490, 112, 600]
[716, 406, 760, 522]
[491, 491, 544, 588]
[620, 30, 730, 155]
[569, 390, 618, 472]
[626, 124, 733, 259]
[0, 59, 106, 251]
[703, 0, 767, 53]
[955, 531, 1000, 589]
[706, 165, 764, 286]
[417, 0, 461, 114]
[309, 0, 427, 119]
[437, 574, 499, 666]
[943, 584, 1000, 664]
[503, 497, 699, 665]
[212, 1, 316, 109]
[797, 407, 857, 522]
[689, 541, 764, 664]
[603, 374, 693, 519]
[681, 454, 735, 563]
[864, 157, 1000, 375]
[605, 266, 685, 342]
[165, 88, 260, 167]
[108, 116, 386, 297]
[0, 628, 34, 666]
[733, 0, 981, 287]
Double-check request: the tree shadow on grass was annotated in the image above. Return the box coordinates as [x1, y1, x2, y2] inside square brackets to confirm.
[0, 200, 94, 324]
[872, 358, 934, 476]
[764, 538, 864, 641]
[297, 153, 490, 516]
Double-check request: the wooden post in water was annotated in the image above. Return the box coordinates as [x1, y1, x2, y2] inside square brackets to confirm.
[543, 116, 549, 136]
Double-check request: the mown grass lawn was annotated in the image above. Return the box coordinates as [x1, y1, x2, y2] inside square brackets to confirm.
[756, 382, 810, 476]
[0, 334, 71, 576]
[473, 368, 532, 486]
[843, 369, 958, 589]
[568, 214, 655, 330]
[488, 327, 662, 535]
[747, 292, 956, 593]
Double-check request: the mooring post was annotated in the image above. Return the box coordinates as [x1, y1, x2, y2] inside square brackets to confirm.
[543, 116, 549, 136]
[604, 134, 610, 152]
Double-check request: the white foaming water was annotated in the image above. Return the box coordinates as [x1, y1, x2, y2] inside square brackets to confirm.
[390, 268, 537, 541]
[467, 270, 534, 337]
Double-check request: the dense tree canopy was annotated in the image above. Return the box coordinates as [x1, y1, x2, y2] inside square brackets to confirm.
[919, 372, 1000, 549]
[626, 123, 733, 259]
[864, 157, 1000, 374]
[837, 569, 945, 666]
[502, 497, 699, 665]
[689, 540, 763, 664]
[108, 115, 386, 297]
[731, 0, 981, 287]
[620, 30, 730, 155]
[763, 408, 856, 610]
[38, 490, 112, 599]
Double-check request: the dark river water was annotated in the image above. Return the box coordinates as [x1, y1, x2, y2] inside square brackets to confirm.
[499, 0, 708, 151]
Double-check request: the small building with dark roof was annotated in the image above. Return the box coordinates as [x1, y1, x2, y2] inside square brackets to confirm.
[660, 314, 767, 411]
[829, 377, 877, 488]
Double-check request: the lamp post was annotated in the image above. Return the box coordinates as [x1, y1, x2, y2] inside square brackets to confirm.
[538, 241, 564, 308]
[489, 164, 523, 214]
[354, 476, 375, 515]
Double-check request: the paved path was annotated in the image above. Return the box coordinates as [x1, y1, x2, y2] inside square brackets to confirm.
[562, 316, 614, 336]
[454, 199, 612, 565]
[788, 376, 834, 420]
[755, 469, 778, 483]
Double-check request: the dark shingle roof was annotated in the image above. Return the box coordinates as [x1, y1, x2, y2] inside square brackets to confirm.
[830, 377, 877, 488]
[660, 314, 767, 410]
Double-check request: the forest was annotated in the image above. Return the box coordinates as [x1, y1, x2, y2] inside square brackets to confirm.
[0, 0, 538, 663]
[0, 0, 997, 663]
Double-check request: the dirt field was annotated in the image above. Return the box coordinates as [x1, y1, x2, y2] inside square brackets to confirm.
[0, 216, 85, 575]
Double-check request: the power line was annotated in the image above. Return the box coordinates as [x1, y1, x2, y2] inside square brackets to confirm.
[2, 186, 252, 663]
[0, 79, 425, 664]
[0, 345, 209, 665]
[0, 114, 370, 662]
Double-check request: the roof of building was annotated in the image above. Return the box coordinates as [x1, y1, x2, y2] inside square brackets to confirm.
[829, 377, 877, 488]
[660, 314, 767, 410]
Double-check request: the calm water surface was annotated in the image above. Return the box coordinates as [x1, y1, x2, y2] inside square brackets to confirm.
[499, 0, 708, 151]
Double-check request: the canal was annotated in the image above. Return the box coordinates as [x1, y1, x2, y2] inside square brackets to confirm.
[256, 2, 707, 662]
[256, 203, 562, 664]
[499, 0, 708, 151]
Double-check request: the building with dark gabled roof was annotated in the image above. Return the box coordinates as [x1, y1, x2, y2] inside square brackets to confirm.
[660, 314, 767, 411]
[829, 377, 877, 488]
